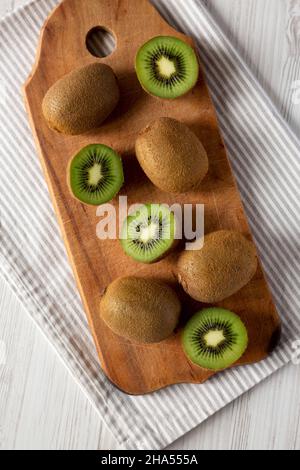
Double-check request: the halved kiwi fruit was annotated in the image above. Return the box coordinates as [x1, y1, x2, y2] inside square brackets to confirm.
[121, 204, 176, 264]
[182, 308, 248, 371]
[68, 144, 124, 206]
[135, 36, 199, 99]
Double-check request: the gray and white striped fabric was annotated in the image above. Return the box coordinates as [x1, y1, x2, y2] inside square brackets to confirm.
[0, 0, 298, 450]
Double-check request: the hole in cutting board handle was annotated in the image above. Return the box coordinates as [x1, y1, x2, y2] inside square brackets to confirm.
[86, 27, 116, 58]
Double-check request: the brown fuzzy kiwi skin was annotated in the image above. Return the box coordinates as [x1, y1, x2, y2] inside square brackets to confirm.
[135, 117, 209, 194]
[100, 277, 181, 344]
[178, 230, 258, 303]
[42, 63, 120, 135]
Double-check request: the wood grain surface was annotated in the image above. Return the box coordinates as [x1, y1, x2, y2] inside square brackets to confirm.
[23, 0, 280, 395]
[1, 0, 300, 450]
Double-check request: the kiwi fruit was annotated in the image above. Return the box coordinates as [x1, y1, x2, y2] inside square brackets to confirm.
[68, 144, 124, 206]
[135, 117, 209, 194]
[100, 276, 181, 343]
[182, 308, 248, 371]
[178, 230, 258, 303]
[135, 36, 199, 99]
[121, 204, 176, 264]
[42, 63, 120, 135]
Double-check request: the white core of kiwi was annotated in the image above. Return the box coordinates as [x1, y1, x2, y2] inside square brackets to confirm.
[157, 56, 177, 78]
[88, 163, 103, 186]
[204, 330, 226, 348]
[139, 222, 160, 244]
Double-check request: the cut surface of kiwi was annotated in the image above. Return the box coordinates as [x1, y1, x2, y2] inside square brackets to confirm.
[68, 144, 124, 206]
[182, 308, 248, 371]
[121, 204, 176, 263]
[135, 36, 199, 99]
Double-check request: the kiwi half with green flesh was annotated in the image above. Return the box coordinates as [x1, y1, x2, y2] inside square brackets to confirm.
[100, 276, 181, 343]
[135, 36, 199, 99]
[121, 204, 176, 264]
[182, 308, 248, 371]
[68, 144, 124, 206]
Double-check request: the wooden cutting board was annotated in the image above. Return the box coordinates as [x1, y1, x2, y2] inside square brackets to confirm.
[23, 0, 281, 395]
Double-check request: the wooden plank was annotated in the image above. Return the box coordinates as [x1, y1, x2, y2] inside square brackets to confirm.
[23, 0, 280, 395]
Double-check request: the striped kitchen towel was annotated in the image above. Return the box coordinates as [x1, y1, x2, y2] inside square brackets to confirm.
[0, 0, 299, 450]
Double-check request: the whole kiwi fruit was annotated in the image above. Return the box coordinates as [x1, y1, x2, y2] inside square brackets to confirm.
[135, 117, 209, 194]
[42, 63, 120, 135]
[178, 230, 258, 303]
[100, 276, 181, 343]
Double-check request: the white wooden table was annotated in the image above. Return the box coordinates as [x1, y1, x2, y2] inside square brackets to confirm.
[1, 0, 300, 450]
